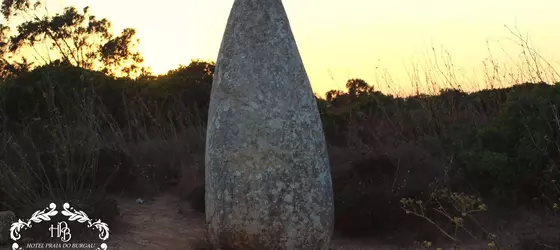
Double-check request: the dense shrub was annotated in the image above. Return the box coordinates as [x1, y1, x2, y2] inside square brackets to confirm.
[333, 155, 425, 236]
[455, 83, 560, 204]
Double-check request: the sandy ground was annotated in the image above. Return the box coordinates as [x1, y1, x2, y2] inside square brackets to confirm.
[107, 194, 403, 250]
[1, 193, 488, 250]
[107, 194, 205, 250]
[105, 194, 487, 250]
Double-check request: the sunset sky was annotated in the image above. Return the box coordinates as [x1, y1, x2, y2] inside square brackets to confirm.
[30, 0, 560, 96]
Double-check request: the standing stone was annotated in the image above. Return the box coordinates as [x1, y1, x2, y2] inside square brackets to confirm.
[205, 0, 334, 249]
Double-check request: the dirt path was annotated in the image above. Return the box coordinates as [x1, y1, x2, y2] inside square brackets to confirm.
[105, 194, 485, 250]
[0, 193, 488, 250]
[108, 194, 206, 250]
[105, 194, 404, 250]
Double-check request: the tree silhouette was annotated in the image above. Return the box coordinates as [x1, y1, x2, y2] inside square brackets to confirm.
[1, 18, 29, 79]
[326, 89, 344, 103]
[1, 1, 145, 77]
[1, 0, 30, 19]
[345, 78, 374, 98]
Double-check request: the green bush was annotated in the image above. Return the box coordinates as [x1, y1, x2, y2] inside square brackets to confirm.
[456, 83, 560, 203]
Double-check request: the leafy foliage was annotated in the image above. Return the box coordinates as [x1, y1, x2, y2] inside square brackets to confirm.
[456, 82, 560, 202]
[1, 1, 145, 78]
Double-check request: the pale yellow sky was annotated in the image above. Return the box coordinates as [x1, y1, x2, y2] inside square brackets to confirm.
[33, 1, 560, 96]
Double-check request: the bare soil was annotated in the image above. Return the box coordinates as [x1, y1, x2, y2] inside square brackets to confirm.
[105, 193, 488, 250]
[0, 193, 491, 250]
[107, 194, 205, 250]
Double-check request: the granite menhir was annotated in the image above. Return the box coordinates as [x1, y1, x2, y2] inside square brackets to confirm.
[204, 0, 334, 249]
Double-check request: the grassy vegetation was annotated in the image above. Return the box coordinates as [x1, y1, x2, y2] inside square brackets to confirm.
[1, 55, 559, 248]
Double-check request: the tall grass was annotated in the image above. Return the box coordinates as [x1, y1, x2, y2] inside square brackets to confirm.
[0, 65, 207, 215]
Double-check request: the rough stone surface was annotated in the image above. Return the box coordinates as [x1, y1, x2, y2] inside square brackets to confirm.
[205, 0, 334, 249]
[0, 211, 15, 245]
